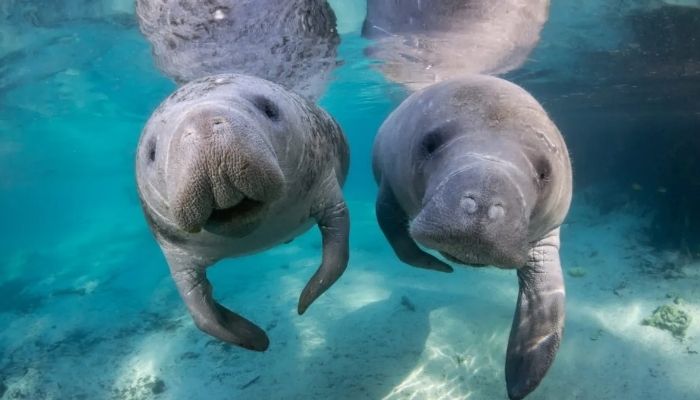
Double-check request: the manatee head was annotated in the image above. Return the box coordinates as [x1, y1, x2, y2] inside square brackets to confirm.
[137, 75, 297, 237]
[409, 138, 542, 268]
[399, 79, 569, 268]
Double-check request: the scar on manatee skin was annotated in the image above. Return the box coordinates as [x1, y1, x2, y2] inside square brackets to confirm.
[536, 130, 557, 152]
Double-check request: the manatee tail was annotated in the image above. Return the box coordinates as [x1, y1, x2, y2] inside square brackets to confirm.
[505, 229, 565, 400]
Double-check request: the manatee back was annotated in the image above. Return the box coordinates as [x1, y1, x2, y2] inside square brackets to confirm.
[136, 0, 340, 100]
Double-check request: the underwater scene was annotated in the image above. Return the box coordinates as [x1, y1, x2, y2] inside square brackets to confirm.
[1, 0, 699, 399]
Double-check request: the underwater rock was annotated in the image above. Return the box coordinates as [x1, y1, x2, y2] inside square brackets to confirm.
[136, 0, 340, 100]
[0, 381, 6, 398]
[148, 378, 166, 395]
[642, 304, 692, 339]
[113, 375, 166, 399]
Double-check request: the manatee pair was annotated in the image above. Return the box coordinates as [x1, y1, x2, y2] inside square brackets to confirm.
[135, 1, 571, 399]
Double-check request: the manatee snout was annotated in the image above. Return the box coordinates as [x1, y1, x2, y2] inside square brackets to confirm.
[166, 106, 285, 233]
[410, 165, 532, 267]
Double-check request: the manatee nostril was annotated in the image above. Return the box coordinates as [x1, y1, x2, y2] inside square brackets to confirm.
[461, 196, 478, 214]
[488, 204, 505, 220]
[211, 118, 225, 127]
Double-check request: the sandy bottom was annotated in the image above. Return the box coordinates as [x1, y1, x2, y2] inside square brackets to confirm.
[1, 193, 699, 400]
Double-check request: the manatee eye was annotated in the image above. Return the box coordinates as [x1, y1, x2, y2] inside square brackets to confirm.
[534, 157, 552, 184]
[252, 96, 280, 121]
[147, 138, 157, 163]
[421, 126, 451, 156]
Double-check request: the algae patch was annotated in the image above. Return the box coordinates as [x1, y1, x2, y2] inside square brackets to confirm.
[642, 304, 692, 339]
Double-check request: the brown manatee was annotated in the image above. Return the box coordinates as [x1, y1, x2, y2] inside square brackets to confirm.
[136, 73, 350, 351]
[372, 75, 572, 399]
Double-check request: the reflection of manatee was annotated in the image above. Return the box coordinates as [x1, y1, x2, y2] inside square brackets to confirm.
[136, 74, 350, 351]
[362, 0, 550, 90]
[373, 75, 572, 399]
[136, 0, 340, 100]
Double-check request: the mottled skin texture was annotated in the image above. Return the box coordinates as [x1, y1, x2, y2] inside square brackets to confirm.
[136, 0, 340, 100]
[136, 74, 350, 351]
[372, 75, 572, 400]
[362, 0, 550, 91]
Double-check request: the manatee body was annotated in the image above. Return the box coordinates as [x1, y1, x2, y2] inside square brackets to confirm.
[372, 75, 572, 399]
[136, 0, 340, 99]
[136, 73, 350, 351]
[362, 0, 550, 91]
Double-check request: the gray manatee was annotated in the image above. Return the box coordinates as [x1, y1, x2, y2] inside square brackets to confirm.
[372, 75, 572, 399]
[136, 0, 340, 100]
[136, 73, 350, 351]
[362, 0, 550, 91]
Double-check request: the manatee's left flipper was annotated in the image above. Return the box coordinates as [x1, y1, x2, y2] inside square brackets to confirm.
[505, 228, 565, 400]
[298, 177, 350, 314]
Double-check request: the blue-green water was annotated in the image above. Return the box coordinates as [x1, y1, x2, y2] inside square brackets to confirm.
[1, 1, 699, 399]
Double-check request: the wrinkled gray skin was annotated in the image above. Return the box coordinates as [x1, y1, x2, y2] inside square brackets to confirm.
[136, 74, 350, 351]
[136, 0, 340, 100]
[372, 75, 571, 400]
[362, 0, 550, 91]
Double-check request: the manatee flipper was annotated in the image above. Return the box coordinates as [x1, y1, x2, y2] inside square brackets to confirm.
[505, 228, 565, 400]
[376, 181, 453, 273]
[298, 177, 350, 314]
[163, 247, 269, 351]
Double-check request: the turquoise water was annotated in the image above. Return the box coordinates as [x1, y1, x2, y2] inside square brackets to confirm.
[1, 1, 699, 399]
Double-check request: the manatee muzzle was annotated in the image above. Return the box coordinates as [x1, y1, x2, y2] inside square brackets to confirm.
[165, 106, 285, 234]
[409, 162, 532, 268]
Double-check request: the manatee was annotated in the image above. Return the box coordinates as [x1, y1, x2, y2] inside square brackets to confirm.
[362, 0, 550, 91]
[372, 75, 572, 399]
[136, 0, 340, 99]
[136, 73, 350, 351]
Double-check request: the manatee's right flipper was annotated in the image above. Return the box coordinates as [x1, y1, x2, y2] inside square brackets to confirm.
[505, 228, 565, 400]
[163, 247, 269, 351]
[376, 181, 453, 273]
